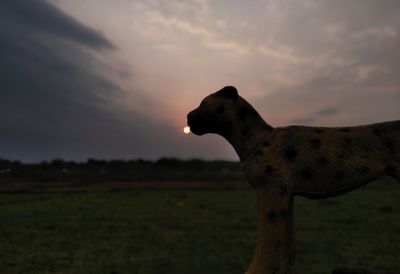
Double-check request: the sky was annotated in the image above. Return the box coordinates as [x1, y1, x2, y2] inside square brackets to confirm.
[1, 0, 399, 162]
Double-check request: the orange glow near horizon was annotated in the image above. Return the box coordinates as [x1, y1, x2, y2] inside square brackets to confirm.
[183, 126, 190, 134]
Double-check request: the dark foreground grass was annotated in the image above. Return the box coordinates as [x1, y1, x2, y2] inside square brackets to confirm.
[0, 180, 399, 274]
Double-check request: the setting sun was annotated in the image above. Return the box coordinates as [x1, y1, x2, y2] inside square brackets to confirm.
[183, 126, 190, 134]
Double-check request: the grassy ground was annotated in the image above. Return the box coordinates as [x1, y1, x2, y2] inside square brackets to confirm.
[0, 179, 399, 274]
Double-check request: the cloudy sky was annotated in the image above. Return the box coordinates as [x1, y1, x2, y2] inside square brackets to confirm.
[1, 0, 399, 162]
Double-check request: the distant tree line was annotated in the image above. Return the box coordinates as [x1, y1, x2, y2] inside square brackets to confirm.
[0, 158, 244, 183]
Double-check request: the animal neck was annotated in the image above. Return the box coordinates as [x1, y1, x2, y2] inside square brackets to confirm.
[246, 188, 296, 274]
[221, 101, 273, 161]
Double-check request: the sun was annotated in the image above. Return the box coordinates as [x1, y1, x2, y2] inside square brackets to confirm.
[183, 126, 191, 134]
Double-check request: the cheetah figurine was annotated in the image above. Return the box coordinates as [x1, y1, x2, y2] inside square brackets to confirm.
[187, 86, 400, 274]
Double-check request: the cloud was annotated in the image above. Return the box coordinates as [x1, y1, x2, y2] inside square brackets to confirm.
[1, 0, 114, 50]
[354, 26, 398, 41]
[0, 0, 118, 159]
[133, 0, 399, 128]
[250, 0, 400, 127]
[0, 0, 217, 161]
[316, 108, 340, 116]
[131, 1, 308, 61]
[289, 117, 315, 125]
[288, 108, 340, 125]
[4, 0, 399, 161]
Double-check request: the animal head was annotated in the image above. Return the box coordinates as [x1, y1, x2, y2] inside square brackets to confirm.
[187, 86, 240, 136]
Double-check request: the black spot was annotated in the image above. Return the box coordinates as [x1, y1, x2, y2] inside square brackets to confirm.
[272, 266, 281, 274]
[255, 150, 263, 157]
[385, 139, 396, 155]
[257, 180, 270, 187]
[334, 171, 344, 180]
[268, 210, 288, 222]
[313, 128, 324, 134]
[379, 205, 394, 213]
[237, 106, 248, 120]
[342, 137, 352, 146]
[317, 156, 329, 167]
[309, 138, 321, 149]
[385, 164, 395, 173]
[279, 184, 288, 196]
[373, 128, 383, 136]
[263, 140, 271, 147]
[338, 153, 346, 160]
[273, 267, 281, 274]
[267, 211, 277, 220]
[300, 167, 313, 179]
[215, 105, 225, 114]
[361, 166, 370, 174]
[264, 164, 275, 174]
[241, 127, 249, 136]
[275, 240, 281, 251]
[339, 128, 350, 132]
[284, 146, 298, 161]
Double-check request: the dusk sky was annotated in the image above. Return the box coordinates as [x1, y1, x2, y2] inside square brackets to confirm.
[1, 0, 399, 162]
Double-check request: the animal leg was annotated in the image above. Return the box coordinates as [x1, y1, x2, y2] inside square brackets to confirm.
[245, 188, 295, 274]
[391, 168, 400, 182]
[388, 166, 400, 182]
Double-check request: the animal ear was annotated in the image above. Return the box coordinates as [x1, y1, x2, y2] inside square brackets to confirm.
[218, 86, 238, 99]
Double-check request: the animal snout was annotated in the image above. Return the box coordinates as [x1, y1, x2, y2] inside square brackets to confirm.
[187, 110, 198, 127]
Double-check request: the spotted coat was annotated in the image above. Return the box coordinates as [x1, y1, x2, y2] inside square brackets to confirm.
[187, 86, 399, 274]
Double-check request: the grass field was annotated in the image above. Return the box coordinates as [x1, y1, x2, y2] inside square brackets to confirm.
[0, 179, 399, 274]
